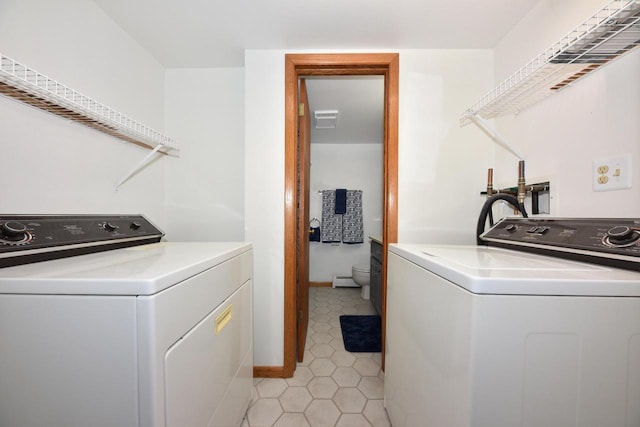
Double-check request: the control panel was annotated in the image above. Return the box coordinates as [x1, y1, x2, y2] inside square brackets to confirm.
[481, 217, 640, 271]
[0, 215, 164, 267]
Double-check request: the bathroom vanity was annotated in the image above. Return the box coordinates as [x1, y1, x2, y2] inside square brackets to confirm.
[370, 237, 383, 315]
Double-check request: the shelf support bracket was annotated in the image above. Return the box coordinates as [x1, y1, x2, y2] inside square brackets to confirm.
[115, 144, 164, 191]
[468, 114, 523, 160]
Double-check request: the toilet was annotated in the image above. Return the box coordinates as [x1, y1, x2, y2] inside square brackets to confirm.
[352, 264, 371, 300]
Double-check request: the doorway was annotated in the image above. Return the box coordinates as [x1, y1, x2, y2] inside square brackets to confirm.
[283, 53, 399, 377]
[305, 75, 385, 289]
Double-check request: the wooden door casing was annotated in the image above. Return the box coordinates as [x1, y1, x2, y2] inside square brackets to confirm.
[283, 53, 398, 378]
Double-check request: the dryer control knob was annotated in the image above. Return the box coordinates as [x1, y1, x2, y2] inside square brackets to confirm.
[0, 221, 27, 236]
[1, 221, 27, 238]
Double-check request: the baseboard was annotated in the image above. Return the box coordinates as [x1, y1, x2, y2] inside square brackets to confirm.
[331, 274, 359, 288]
[253, 366, 285, 378]
[310, 281, 332, 287]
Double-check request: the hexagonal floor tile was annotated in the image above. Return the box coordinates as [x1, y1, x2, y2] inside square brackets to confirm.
[307, 376, 338, 398]
[329, 326, 343, 339]
[341, 306, 359, 315]
[273, 412, 311, 427]
[286, 366, 314, 386]
[247, 398, 283, 426]
[312, 321, 332, 333]
[331, 350, 356, 367]
[256, 378, 288, 398]
[358, 376, 384, 399]
[279, 386, 312, 412]
[353, 357, 381, 376]
[371, 352, 382, 365]
[329, 337, 346, 351]
[310, 343, 335, 358]
[304, 399, 340, 427]
[331, 366, 362, 387]
[314, 306, 330, 314]
[308, 357, 337, 376]
[355, 303, 376, 314]
[363, 399, 391, 427]
[299, 350, 315, 367]
[312, 313, 330, 322]
[310, 332, 333, 344]
[336, 413, 374, 427]
[333, 387, 367, 413]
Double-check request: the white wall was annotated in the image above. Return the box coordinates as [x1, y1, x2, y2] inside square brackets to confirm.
[245, 50, 286, 367]
[245, 49, 494, 366]
[309, 143, 383, 282]
[492, 0, 640, 217]
[0, 0, 167, 222]
[398, 50, 495, 243]
[164, 68, 245, 241]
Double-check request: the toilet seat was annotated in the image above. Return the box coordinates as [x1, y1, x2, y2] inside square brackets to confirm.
[353, 264, 370, 273]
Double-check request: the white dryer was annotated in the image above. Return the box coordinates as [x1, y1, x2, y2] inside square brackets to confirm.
[385, 217, 640, 427]
[0, 215, 253, 427]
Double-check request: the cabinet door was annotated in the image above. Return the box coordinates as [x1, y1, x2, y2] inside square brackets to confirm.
[370, 260, 382, 315]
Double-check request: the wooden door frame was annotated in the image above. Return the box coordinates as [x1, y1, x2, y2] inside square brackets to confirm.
[284, 53, 399, 377]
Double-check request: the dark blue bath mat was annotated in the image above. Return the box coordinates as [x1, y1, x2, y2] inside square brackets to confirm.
[339, 315, 381, 352]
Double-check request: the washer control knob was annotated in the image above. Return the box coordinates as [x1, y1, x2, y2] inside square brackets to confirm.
[104, 222, 120, 232]
[607, 226, 633, 240]
[130, 221, 141, 230]
[505, 224, 518, 233]
[1, 221, 28, 241]
[605, 225, 639, 246]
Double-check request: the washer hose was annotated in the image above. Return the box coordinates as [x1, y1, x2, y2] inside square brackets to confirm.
[476, 193, 528, 245]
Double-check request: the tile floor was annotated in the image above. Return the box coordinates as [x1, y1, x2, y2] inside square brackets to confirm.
[242, 286, 391, 427]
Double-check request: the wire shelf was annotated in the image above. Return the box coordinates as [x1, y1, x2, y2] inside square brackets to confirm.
[0, 52, 179, 152]
[460, 0, 640, 125]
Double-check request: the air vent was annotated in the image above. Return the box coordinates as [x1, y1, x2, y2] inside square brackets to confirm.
[314, 110, 339, 129]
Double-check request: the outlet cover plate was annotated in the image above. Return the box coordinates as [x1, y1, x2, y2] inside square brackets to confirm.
[593, 154, 632, 192]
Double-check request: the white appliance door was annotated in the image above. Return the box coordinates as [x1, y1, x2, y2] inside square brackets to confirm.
[164, 280, 252, 427]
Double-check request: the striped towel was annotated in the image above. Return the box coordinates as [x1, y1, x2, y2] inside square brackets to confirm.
[321, 190, 342, 242]
[342, 190, 363, 244]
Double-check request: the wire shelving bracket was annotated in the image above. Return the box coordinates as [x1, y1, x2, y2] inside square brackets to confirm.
[468, 114, 524, 160]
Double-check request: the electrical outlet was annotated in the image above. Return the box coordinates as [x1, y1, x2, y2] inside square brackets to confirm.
[593, 154, 632, 192]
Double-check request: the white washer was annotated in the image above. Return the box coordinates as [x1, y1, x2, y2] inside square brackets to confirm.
[0, 241, 253, 427]
[385, 243, 640, 427]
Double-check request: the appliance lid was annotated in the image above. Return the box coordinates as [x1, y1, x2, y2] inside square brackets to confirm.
[0, 242, 251, 296]
[389, 244, 640, 296]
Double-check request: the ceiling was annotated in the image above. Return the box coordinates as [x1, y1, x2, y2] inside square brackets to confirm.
[305, 76, 384, 144]
[92, 0, 539, 68]
[92, 0, 539, 144]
